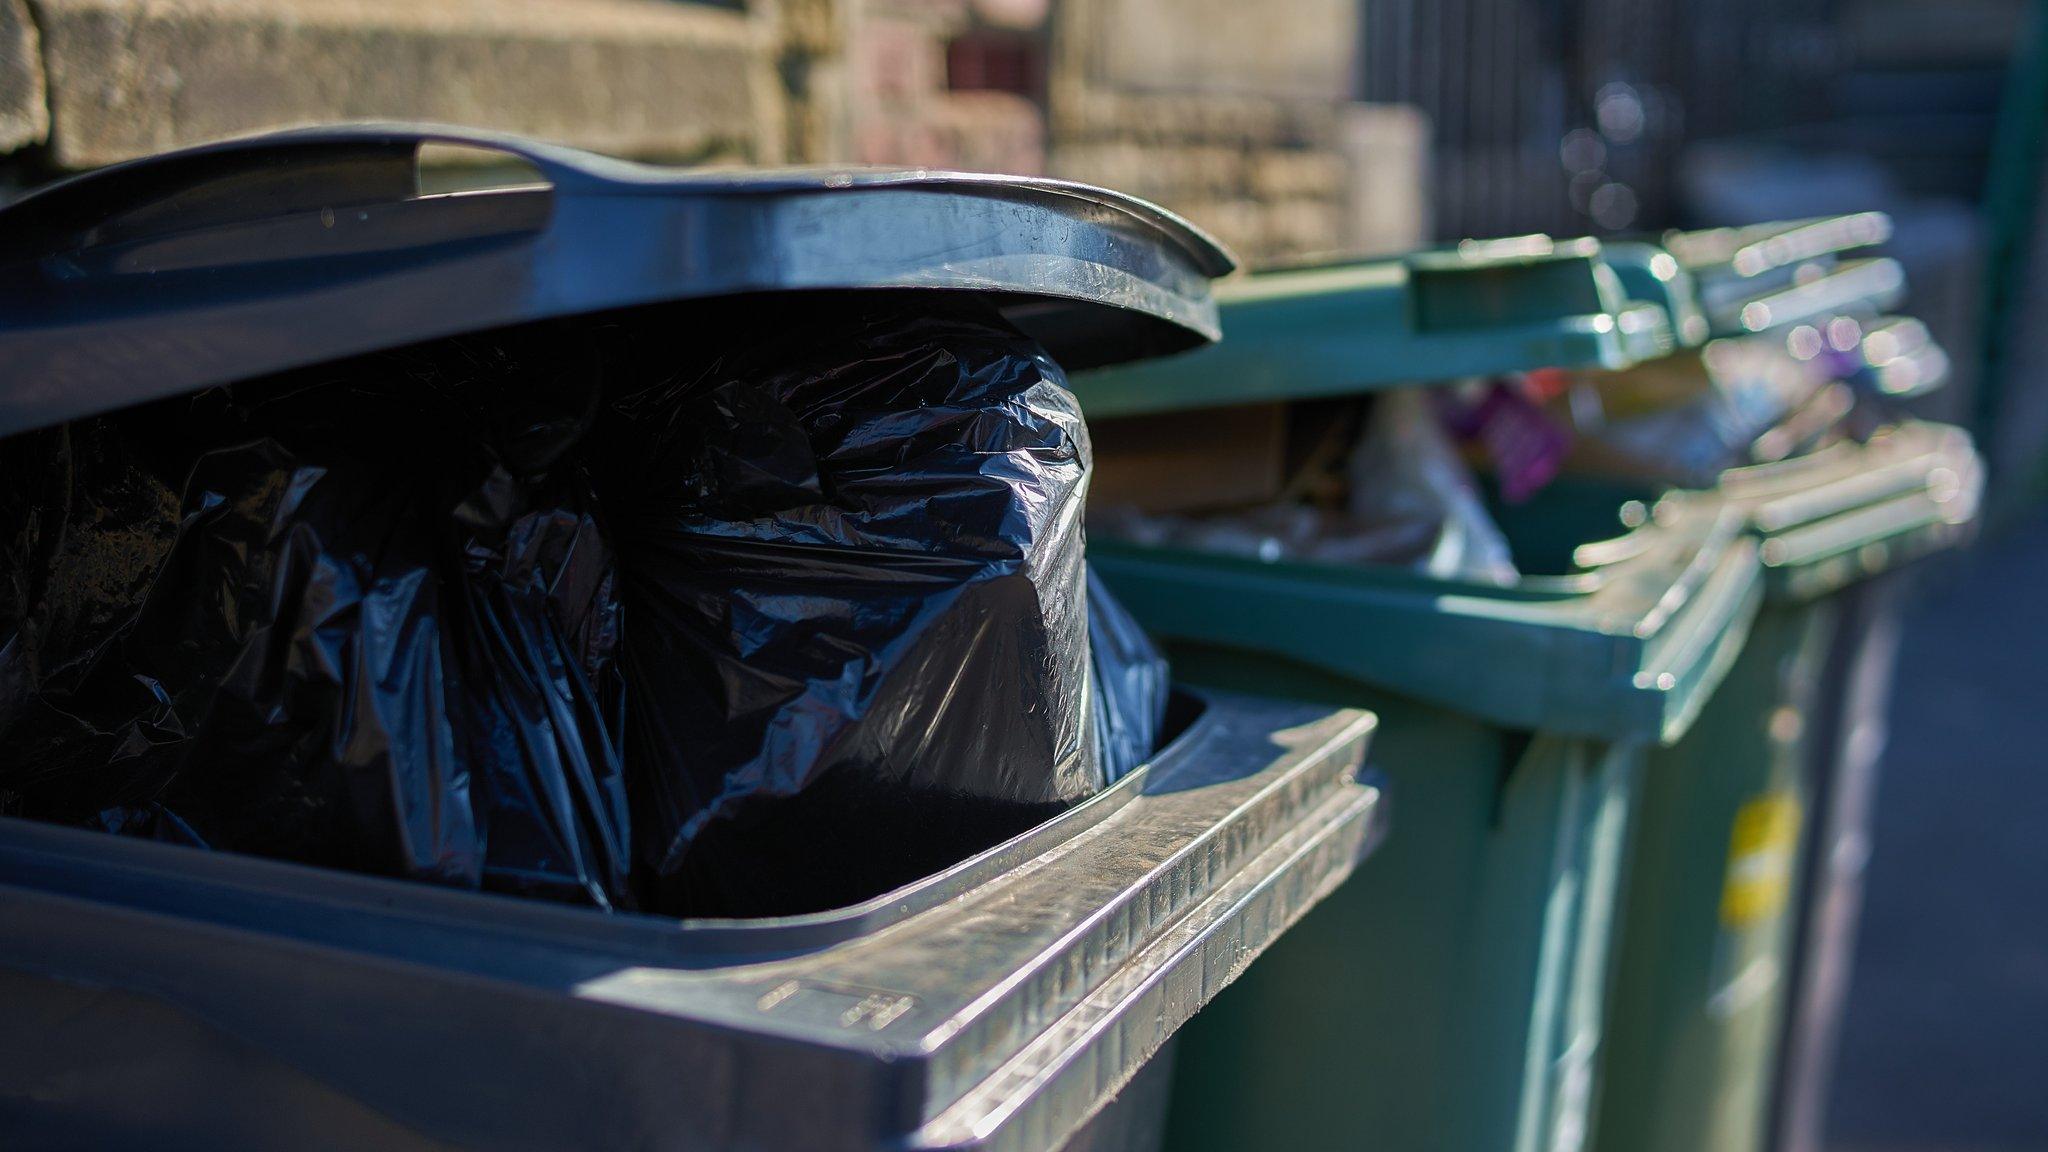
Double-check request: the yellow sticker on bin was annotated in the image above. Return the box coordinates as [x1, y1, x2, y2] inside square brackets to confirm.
[1719, 790, 1802, 928]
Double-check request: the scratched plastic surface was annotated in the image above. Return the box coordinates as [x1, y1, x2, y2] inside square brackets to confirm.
[0, 124, 1233, 439]
[0, 690, 1382, 1152]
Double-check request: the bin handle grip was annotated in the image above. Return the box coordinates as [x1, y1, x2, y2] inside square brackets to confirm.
[0, 124, 645, 266]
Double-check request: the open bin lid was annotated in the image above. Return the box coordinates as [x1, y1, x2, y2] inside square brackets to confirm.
[1712, 256, 1907, 338]
[1069, 235, 1671, 418]
[0, 123, 1236, 437]
[1603, 241, 1712, 350]
[1664, 212, 1892, 282]
[1718, 421, 1982, 604]
[1663, 213, 1902, 338]
[1855, 316, 1951, 398]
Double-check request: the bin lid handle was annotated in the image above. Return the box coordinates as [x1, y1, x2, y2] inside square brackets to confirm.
[0, 123, 1239, 436]
[0, 123, 1237, 277]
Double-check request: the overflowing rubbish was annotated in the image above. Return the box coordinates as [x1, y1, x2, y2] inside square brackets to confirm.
[1547, 338, 1831, 486]
[591, 299, 1134, 916]
[1093, 390, 1519, 584]
[0, 298, 1171, 918]
[0, 346, 635, 907]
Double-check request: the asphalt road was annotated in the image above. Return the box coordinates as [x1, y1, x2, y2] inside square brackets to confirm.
[1825, 509, 2048, 1150]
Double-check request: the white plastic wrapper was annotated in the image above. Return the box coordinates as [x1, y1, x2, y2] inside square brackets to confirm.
[1345, 389, 1519, 583]
[1092, 390, 1519, 585]
[1572, 336, 1829, 487]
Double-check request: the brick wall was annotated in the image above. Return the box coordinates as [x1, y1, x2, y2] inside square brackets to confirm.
[833, 0, 1427, 264]
[1046, 86, 1426, 263]
[844, 0, 1047, 173]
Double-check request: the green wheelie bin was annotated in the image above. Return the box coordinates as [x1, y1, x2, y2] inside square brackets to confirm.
[1070, 238, 1760, 1152]
[1761, 308, 1975, 1152]
[1763, 429, 1980, 1152]
[1576, 221, 1982, 1152]
[1588, 428, 1980, 1152]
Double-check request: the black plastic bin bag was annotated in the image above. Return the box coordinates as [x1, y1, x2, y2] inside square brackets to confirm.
[1, 295, 1172, 919]
[1087, 567, 1169, 785]
[590, 299, 1104, 916]
[0, 339, 636, 910]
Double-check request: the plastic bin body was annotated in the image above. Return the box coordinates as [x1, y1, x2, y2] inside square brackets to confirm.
[1593, 606, 1829, 1152]
[1589, 423, 1982, 1152]
[1160, 673, 1636, 1152]
[0, 692, 1382, 1152]
[1058, 218, 1954, 1152]
[1089, 486, 1760, 1152]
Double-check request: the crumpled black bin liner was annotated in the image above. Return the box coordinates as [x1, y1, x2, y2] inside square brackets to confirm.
[1087, 567, 1170, 787]
[0, 297, 1168, 918]
[0, 345, 634, 908]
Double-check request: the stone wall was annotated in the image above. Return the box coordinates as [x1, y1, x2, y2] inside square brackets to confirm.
[0, 0, 792, 170]
[1072, 0, 1355, 99]
[829, 0, 1428, 263]
[1043, 0, 1424, 264]
[1047, 87, 1426, 263]
[1, 0, 46, 153]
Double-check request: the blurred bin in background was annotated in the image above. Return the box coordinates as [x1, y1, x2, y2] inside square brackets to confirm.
[1074, 238, 1761, 1152]
[1577, 220, 1982, 1152]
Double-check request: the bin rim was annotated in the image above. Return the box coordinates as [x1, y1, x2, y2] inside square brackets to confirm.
[1602, 240, 1713, 350]
[0, 692, 1383, 1151]
[1723, 422, 1985, 602]
[0, 687, 1350, 963]
[1091, 491, 1764, 746]
[0, 122, 1237, 436]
